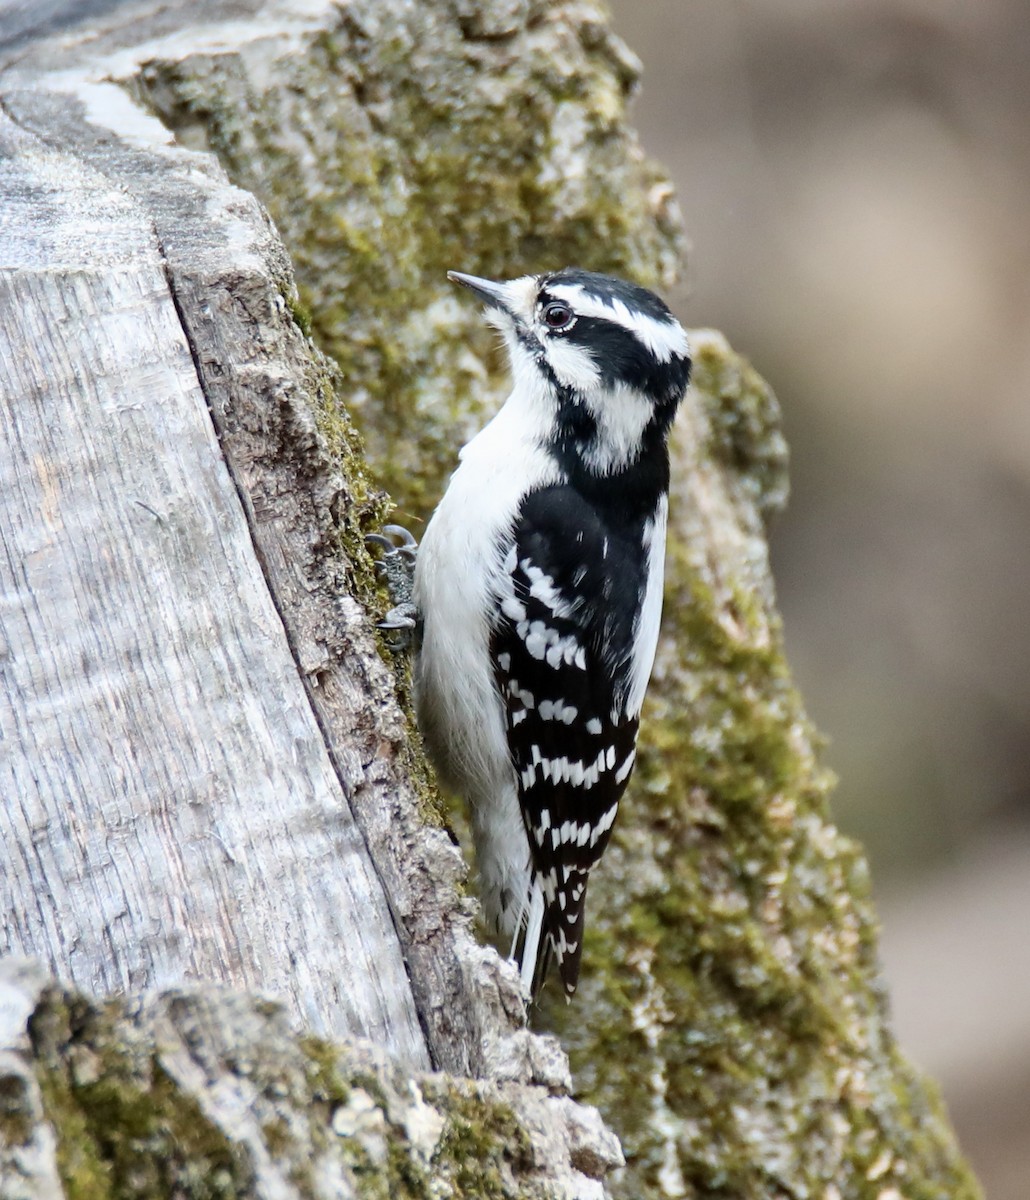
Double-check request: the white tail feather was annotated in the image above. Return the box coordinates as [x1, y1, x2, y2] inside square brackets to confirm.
[519, 879, 545, 993]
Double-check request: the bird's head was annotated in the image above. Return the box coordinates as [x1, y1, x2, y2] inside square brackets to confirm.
[448, 267, 691, 475]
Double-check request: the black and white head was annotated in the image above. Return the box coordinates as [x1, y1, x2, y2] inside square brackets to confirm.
[449, 266, 691, 477]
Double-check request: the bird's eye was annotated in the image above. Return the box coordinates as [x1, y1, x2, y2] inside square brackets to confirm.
[542, 302, 573, 331]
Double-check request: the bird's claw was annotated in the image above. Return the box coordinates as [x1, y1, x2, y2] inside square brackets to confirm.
[366, 525, 418, 560]
[383, 523, 418, 549]
[378, 602, 418, 631]
[366, 524, 420, 652]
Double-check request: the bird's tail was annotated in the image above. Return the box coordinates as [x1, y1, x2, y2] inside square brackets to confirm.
[513, 870, 589, 1001]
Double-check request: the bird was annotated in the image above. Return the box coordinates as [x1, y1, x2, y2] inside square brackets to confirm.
[411, 266, 691, 999]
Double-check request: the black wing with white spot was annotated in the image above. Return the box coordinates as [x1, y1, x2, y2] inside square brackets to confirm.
[491, 484, 647, 996]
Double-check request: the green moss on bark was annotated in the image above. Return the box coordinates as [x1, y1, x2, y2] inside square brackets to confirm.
[0, 1075, 35, 1149]
[20, 984, 585, 1200]
[298, 1037, 549, 1200]
[693, 331, 791, 519]
[421, 1081, 537, 1200]
[29, 992, 248, 1200]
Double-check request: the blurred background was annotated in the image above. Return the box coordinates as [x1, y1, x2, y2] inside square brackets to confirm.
[606, 2, 1030, 1196]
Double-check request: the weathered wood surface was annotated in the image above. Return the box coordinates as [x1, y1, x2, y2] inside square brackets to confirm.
[0, 1, 634, 1193]
[0, 103, 431, 1063]
[0, 8, 600, 1173]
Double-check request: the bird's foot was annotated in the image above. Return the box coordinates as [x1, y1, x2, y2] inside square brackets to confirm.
[366, 524, 419, 650]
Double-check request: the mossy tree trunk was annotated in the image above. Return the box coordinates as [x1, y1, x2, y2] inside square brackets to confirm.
[0, 1, 980, 1198]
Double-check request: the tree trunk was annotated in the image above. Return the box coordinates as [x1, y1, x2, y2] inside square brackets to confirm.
[0, 1, 981, 1197]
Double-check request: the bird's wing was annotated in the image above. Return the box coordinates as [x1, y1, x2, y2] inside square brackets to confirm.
[491, 483, 643, 996]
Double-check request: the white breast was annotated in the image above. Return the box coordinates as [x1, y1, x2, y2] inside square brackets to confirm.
[413, 386, 562, 934]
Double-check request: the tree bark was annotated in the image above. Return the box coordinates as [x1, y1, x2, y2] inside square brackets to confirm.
[0, 1, 981, 1197]
[0, 957, 619, 1200]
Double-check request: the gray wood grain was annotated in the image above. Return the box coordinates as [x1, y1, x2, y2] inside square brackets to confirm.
[0, 107, 429, 1067]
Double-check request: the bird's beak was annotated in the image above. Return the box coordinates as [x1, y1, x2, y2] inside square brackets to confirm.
[447, 270, 512, 314]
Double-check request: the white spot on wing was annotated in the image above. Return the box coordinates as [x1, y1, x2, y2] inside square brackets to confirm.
[524, 627, 547, 660]
[538, 699, 578, 723]
[590, 802, 619, 846]
[529, 573, 565, 612]
[502, 596, 526, 622]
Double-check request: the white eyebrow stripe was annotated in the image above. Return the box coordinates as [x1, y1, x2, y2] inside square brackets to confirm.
[548, 284, 689, 364]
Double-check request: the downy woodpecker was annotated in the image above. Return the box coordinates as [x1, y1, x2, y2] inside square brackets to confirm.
[413, 267, 691, 998]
